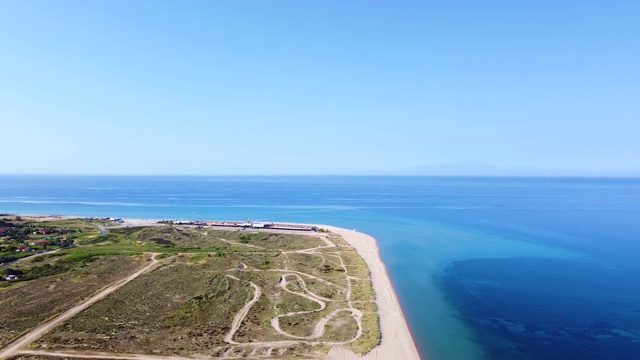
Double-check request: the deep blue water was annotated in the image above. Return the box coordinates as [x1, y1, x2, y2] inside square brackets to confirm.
[1, 175, 640, 359]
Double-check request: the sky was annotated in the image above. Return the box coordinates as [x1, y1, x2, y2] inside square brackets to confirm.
[1, 1, 639, 175]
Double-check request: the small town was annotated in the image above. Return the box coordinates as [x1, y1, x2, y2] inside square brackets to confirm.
[0, 215, 88, 276]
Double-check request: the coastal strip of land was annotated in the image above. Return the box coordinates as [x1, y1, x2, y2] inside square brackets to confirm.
[120, 219, 421, 359]
[120, 218, 421, 359]
[2, 215, 420, 359]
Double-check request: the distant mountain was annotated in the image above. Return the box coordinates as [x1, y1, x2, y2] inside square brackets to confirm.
[394, 163, 634, 177]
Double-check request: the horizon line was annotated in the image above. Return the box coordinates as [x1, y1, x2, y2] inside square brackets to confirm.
[1, 173, 639, 179]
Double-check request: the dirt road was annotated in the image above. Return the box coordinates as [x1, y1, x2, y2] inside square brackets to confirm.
[0, 254, 160, 359]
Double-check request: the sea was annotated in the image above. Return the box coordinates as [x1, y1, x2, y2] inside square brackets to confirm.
[1, 175, 639, 360]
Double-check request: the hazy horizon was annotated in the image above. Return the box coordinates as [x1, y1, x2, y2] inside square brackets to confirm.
[1, 162, 639, 178]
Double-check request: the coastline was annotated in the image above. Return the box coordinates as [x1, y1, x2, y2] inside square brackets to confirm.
[323, 225, 421, 360]
[8, 214, 421, 359]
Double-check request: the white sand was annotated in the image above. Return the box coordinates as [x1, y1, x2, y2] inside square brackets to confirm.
[12, 214, 76, 221]
[119, 218, 162, 227]
[323, 226, 421, 360]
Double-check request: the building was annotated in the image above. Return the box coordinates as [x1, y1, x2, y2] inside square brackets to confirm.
[29, 240, 49, 246]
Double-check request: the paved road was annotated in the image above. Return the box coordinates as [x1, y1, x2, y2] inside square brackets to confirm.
[95, 224, 107, 236]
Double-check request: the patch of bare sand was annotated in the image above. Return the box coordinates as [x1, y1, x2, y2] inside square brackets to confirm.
[119, 218, 161, 227]
[13, 214, 76, 221]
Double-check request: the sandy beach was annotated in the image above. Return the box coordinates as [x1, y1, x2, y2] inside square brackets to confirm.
[11, 215, 421, 359]
[323, 226, 421, 360]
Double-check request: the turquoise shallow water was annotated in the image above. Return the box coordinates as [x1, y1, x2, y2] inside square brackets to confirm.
[1, 176, 640, 359]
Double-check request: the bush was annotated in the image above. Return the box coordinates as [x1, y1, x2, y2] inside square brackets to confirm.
[238, 233, 253, 244]
[2, 268, 24, 276]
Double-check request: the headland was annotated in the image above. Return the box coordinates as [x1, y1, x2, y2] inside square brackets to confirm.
[0, 214, 420, 359]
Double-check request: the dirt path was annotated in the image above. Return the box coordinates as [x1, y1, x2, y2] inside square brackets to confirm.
[12, 248, 60, 264]
[12, 349, 194, 360]
[281, 273, 344, 302]
[264, 269, 347, 290]
[223, 275, 262, 344]
[219, 239, 364, 349]
[266, 248, 362, 342]
[0, 254, 161, 360]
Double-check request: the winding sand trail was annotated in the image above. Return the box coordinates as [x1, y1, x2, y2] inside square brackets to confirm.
[281, 273, 345, 302]
[224, 275, 263, 344]
[219, 229, 372, 353]
[0, 254, 161, 360]
[217, 228, 367, 351]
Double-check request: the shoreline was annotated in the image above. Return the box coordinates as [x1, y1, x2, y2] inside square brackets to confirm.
[322, 225, 422, 360]
[8, 214, 421, 359]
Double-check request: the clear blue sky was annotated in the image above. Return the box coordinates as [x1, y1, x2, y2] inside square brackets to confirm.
[1, 1, 638, 175]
